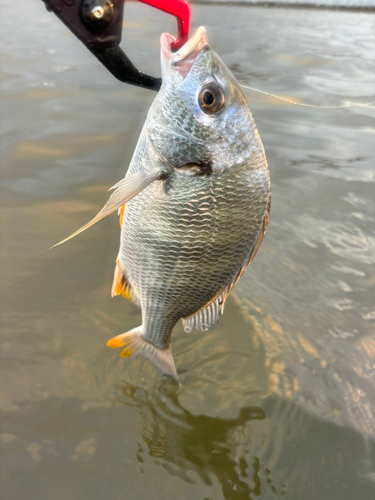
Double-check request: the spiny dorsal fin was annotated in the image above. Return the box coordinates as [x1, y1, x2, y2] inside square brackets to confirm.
[51, 170, 165, 248]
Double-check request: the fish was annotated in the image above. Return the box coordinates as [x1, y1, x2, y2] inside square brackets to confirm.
[54, 26, 271, 380]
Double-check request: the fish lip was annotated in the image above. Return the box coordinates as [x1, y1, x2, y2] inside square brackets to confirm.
[160, 26, 208, 80]
[170, 26, 208, 64]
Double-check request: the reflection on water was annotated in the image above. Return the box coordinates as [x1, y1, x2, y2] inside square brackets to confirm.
[1, 0, 375, 498]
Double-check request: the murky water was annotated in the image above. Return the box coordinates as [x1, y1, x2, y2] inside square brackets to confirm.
[1, 1, 375, 498]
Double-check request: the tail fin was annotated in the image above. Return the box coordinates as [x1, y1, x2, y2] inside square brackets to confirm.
[107, 327, 178, 380]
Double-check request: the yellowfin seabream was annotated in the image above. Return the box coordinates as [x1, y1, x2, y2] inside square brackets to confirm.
[54, 27, 271, 379]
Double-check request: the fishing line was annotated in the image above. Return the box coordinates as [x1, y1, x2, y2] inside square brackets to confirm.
[240, 84, 375, 109]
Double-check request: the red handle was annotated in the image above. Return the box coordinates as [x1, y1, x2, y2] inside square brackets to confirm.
[138, 0, 190, 51]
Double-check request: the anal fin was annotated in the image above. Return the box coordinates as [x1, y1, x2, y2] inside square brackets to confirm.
[111, 258, 140, 306]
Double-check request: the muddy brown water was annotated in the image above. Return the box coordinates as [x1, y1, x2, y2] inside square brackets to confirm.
[1, 1, 375, 499]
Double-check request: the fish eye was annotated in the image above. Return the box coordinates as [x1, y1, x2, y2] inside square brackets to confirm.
[198, 83, 225, 115]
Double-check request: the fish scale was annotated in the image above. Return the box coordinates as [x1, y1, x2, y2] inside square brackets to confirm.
[120, 158, 269, 348]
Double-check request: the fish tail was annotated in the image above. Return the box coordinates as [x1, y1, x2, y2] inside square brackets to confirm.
[107, 327, 178, 380]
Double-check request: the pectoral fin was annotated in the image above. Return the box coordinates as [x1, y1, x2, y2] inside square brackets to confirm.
[51, 170, 165, 248]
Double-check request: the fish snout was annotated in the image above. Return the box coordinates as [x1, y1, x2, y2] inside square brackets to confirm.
[160, 26, 208, 81]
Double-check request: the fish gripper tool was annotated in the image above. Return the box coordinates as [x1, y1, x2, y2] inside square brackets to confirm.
[42, 0, 191, 91]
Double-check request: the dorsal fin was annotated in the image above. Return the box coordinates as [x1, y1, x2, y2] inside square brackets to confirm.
[221, 194, 271, 309]
[182, 294, 224, 333]
[183, 194, 270, 333]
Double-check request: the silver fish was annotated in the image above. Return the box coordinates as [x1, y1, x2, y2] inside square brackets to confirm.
[55, 27, 271, 380]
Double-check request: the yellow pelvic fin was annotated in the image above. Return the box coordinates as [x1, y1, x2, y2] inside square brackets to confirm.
[118, 204, 125, 228]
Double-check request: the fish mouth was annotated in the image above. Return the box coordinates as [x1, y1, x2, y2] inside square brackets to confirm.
[161, 26, 208, 80]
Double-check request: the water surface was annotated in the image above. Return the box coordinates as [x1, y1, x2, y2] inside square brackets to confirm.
[1, 1, 375, 498]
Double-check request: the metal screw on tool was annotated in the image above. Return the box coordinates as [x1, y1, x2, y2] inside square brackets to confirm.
[92, 6, 105, 19]
[80, 0, 114, 32]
